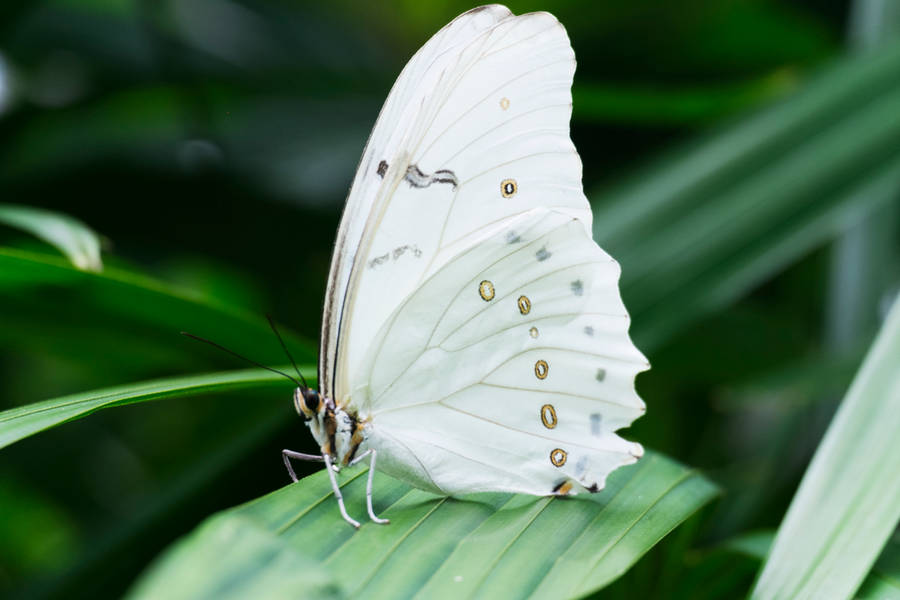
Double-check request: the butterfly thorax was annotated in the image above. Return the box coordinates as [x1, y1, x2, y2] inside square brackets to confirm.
[293, 387, 366, 466]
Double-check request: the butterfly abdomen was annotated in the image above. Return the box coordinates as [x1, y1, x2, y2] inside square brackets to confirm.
[341, 413, 367, 466]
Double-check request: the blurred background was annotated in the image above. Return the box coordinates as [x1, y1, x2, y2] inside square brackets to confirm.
[0, 0, 898, 598]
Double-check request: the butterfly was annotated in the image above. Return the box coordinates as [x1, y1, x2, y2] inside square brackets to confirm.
[283, 4, 648, 528]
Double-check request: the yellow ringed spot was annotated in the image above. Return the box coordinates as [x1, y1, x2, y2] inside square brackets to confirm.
[517, 295, 531, 315]
[529, 326, 539, 338]
[479, 280, 495, 301]
[534, 359, 549, 380]
[540, 404, 557, 429]
[501, 178, 517, 198]
[550, 448, 567, 467]
[500, 97, 510, 110]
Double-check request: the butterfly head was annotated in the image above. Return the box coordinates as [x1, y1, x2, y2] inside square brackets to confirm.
[293, 386, 323, 421]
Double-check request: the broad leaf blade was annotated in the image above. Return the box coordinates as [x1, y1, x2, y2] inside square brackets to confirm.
[722, 531, 900, 600]
[750, 296, 900, 599]
[856, 534, 900, 600]
[127, 451, 718, 599]
[124, 514, 343, 600]
[594, 38, 900, 351]
[0, 248, 313, 367]
[0, 367, 307, 450]
[0, 203, 103, 271]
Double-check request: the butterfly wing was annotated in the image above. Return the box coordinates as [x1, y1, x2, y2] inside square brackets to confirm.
[352, 209, 647, 495]
[320, 7, 590, 402]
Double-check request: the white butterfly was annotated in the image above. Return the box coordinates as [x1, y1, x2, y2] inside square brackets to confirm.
[282, 4, 648, 528]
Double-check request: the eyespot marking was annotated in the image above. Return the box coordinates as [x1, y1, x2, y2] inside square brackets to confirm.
[540, 404, 557, 429]
[590, 413, 602, 436]
[500, 97, 510, 110]
[595, 368, 606, 382]
[571, 280, 584, 296]
[505, 230, 521, 244]
[536, 247, 551, 261]
[479, 280, 495, 301]
[501, 179, 517, 198]
[584, 326, 594, 336]
[529, 326, 539, 338]
[377, 160, 388, 177]
[517, 295, 531, 315]
[534, 359, 549, 380]
[550, 448, 567, 467]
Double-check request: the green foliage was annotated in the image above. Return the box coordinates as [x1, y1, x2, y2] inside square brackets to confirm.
[128, 452, 716, 600]
[0, 367, 302, 450]
[125, 515, 343, 600]
[597, 37, 900, 350]
[0, 204, 103, 271]
[750, 297, 900, 599]
[717, 530, 900, 600]
[0, 248, 313, 374]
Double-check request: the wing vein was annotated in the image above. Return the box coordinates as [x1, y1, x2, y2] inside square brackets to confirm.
[413, 59, 574, 164]
[460, 150, 578, 186]
[363, 218, 565, 405]
[437, 311, 628, 353]
[435, 401, 637, 452]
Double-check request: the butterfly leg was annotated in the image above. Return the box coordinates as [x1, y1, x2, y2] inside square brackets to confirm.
[322, 453, 361, 529]
[348, 449, 389, 525]
[281, 449, 324, 483]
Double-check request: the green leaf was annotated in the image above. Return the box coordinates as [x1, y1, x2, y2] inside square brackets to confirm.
[127, 451, 718, 599]
[0, 248, 314, 367]
[0, 367, 306, 450]
[719, 530, 900, 600]
[124, 514, 343, 600]
[856, 534, 900, 600]
[0, 203, 103, 271]
[573, 71, 797, 126]
[750, 296, 900, 599]
[595, 38, 900, 350]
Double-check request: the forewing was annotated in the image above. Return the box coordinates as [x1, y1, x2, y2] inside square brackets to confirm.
[321, 7, 589, 401]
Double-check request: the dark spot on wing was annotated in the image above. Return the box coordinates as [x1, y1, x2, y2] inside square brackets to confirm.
[404, 163, 458, 190]
[575, 455, 588, 476]
[377, 160, 388, 177]
[536, 247, 551, 261]
[368, 252, 389, 268]
[506, 230, 521, 244]
[571, 280, 583, 296]
[587, 483, 600, 493]
[590, 413, 602, 435]
[368, 245, 423, 269]
[584, 326, 594, 336]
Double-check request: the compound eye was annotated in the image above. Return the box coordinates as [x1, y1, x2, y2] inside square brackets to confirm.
[294, 388, 309, 418]
[302, 389, 319, 413]
[293, 388, 318, 420]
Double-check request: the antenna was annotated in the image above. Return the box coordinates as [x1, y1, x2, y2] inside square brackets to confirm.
[266, 314, 308, 388]
[181, 332, 303, 388]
